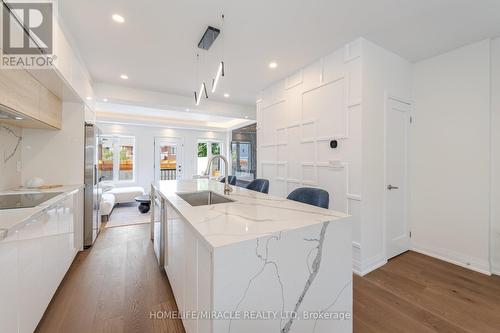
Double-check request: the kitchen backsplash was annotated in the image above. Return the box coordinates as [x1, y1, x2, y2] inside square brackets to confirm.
[0, 124, 22, 191]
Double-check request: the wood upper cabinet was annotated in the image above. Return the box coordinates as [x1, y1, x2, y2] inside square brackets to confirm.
[0, 69, 40, 120]
[0, 68, 62, 129]
[38, 85, 62, 129]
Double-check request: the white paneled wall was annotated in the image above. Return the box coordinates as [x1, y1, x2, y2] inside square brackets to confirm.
[258, 39, 363, 271]
[257, 39, 413, 275]
[257, 40, 362, 218]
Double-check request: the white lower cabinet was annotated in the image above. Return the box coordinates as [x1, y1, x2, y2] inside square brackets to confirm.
[0, 228, 19, 333]
[164, 202, 212, 333]
[0, 190, 80, 333]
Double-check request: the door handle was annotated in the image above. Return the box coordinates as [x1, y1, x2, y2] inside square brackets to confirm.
[387, 185, 399, 190]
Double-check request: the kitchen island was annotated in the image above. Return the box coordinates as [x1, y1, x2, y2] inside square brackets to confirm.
[152, 179, 352, 333]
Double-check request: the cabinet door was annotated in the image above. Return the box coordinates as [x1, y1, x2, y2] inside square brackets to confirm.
[17, 194, 78, 333]
[183, 225, 198, 333]
[0, 230, 19, 333]
[39, 87, 62, 129]
[0, 69, 40, 119]
[42, 204, 61, 303]
[57, 195, 77, 280]
[197, 240, 212, 333]
[169, 217, 185, 312]
[18, 214, 46, 333]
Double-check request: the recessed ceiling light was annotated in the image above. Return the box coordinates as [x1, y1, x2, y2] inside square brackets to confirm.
[120, 74, 128, 80]
[86, 96, 92, 101]
[112, 14, 125, 23]
[185, 108, 190, 112]
[244, 116, 249, 119]
[103, 98, 108, 102]
[269, 62, 278, 69]
[224, 93, 230, 98]
[15, 116, 23, 120]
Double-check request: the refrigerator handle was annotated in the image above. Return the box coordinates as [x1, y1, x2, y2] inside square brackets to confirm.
[94, 164, 97, 186]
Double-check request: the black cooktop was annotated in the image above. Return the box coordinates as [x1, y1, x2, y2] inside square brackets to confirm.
[0, 192, 62, 210]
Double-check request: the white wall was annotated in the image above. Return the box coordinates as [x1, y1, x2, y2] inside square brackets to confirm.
[256, 38, 412, 275]
[0, 124, 22, 190]
[411, 40, 491, 274]
[96, 122, 229, 192]
[491, 37, 500, 275]
[22, 102, 85, 185]
[360, 40, 413, 273]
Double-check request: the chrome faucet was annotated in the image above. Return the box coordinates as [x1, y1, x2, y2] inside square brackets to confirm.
[204, 155, 233, 195]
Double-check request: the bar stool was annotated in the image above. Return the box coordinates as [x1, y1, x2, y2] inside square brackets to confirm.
[287, 187, 329, 209]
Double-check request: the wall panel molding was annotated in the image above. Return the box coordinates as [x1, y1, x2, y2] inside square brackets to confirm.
[258, 41, 362, 234]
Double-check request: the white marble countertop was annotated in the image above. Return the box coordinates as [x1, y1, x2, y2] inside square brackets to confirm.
[0, 185, 83, 235]
[153, 179, 349, 249]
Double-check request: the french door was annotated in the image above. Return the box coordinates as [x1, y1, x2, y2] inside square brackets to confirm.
[154, 137, 183, 182]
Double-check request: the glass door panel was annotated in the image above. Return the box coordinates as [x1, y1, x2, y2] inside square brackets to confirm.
[155, 138, 183, 181]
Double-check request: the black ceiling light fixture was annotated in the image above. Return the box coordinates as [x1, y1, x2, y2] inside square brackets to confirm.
[198, 26, 220, 50]
[193, 13, 226, 105]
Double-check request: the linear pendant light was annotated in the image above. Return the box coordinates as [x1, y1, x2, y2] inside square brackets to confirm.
[194, 13, 226, 104]
[211, 61, 224, 93]
[195, 82, 208, 106]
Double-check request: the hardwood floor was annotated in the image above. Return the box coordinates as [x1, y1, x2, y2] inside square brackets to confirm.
[35, 224, 185, 333]
[37, 224, 500, 333]
[354, 251, 500, 333]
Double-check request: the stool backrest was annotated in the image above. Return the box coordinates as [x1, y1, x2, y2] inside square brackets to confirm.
[287, 187, 329, 209]
[246, 179, 269, 194]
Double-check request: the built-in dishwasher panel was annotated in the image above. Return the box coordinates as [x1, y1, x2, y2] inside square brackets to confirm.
[151, 188, 166, 268]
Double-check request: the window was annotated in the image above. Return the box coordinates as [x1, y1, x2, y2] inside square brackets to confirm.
[197, 140, 223, 176]
[98, 135, 135, 182]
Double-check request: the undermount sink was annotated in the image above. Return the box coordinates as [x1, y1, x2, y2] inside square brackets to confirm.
[177, 191, 234, 207]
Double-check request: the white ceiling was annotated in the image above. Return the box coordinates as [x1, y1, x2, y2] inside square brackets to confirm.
[59, 0, 500, 106]
[95, 102, 253, 131]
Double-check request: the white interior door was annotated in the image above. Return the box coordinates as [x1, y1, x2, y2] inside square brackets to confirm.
[385, 97, 411, 259]
[154, 138, 183, 181]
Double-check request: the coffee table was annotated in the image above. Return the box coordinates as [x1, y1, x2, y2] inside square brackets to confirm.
[134, 194, 151, 213]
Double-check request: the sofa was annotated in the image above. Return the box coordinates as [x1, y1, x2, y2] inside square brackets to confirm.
[100, 193, 116, 221]
[106, 186, 145, 204]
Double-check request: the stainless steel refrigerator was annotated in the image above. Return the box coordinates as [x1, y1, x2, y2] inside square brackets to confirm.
[84, 123, 101, 247]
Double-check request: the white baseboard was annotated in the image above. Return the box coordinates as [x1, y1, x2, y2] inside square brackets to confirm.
[352, 252, 387, 277]
[412, 242, 491, 276]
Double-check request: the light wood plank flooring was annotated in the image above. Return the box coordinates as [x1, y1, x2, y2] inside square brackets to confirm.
[354, 251, 500, 333]
[36, 224, 500, 333]
[35, 224, 185, 333]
